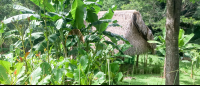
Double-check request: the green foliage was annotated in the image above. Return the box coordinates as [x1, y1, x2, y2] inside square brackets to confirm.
[1, 0, 200, 85]
[121, 0, 165, 23]
[30, 0, 55, 12]
[95, 5, 117, 33]
[148, 28, 194, 56]
[0, 0, 133, 85]
[0, 64, 10, 84]
[101, 0, 129, 11]
[30, 67, 42, 85]
[92, 72, 105, 85]
[181, 16, 200, 25]
[71, 0, 85, 29]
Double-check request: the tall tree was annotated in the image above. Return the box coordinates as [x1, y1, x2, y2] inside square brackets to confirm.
[165, 0, 182, 85]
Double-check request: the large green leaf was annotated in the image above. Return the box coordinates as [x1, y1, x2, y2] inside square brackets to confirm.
[147, 40, 162, 44]
[114, 72, 123, 83]
[30, 67, 42, 85]
[101, 64, 106, 73]
[0, 60, 11, 73]
[92, 71, 105, 85]
[13, 32, 44, 49]
[183, 33, 194, 45]
[38, 75, 51, 85]
[90, 19, 116, 26]
[29, 20, 42, 29]
[55, 18, 64, 30]
[52, 68, 64, 84]
[85, 34, 100, 43]
[0, 65, 10, 84]
[103, 30, 129, 44]
[13, 5, 35, 14]
[17, 66, 25, 77]
[33, 33, 59, 53]
[179, 29, 184, 40]
[27, 32, 44, 41]
[110, 62, 119, 73]
[84, 1, 101, 14]
[48, 33, 59, 43]
[40, 62, 52, 76]
[73, 69, 80, 82]
[79, 49, 87, 55]
[14, 63, 24, 76]
[86, 9, 98, 23]
[66, 72, 73, 78]
[30, 0, 55, 12]
[103, 41, 124, 54]
[0, 23, 5, 33]
[16, 66, 26, 85]
[46, 12, 63, 21]
[117, 44, 132, 53]
[179, 39, 184, 47]
[71, 0, 85, 29]
[158, 36, 165, 43]
[2, 14, 40, 24]
[157, 45, 166, 56]
[95, 5, 117, 33]
[80, 55, 88, 71]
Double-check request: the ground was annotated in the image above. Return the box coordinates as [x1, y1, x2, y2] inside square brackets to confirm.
[118, 55, 200, 85]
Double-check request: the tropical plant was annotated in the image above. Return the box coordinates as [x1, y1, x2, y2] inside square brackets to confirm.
[0, 0, 133, 85]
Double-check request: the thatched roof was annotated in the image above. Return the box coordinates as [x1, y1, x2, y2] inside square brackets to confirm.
[93, 10, 156, 55]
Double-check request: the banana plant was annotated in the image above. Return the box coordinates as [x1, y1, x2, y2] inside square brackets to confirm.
[1, 0, 134, 85]
[148, 28, 194, 56]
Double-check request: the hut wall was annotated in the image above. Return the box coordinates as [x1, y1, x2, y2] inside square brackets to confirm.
[91, 10, 156, 56]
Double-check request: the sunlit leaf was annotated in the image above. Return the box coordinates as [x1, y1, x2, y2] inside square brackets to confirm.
[17, 66, 26, 79]
[14, 63, 24, 76]
[16, 67, 26, 85]
[114, 72, 123, 82]
[71, 0, 85, 29]
[80, 55, 88, 71]
[92, 72, 105, 85]
[183, 33, 194, 46]
[147, 40, 162, 44]
[30, 67, 42, 85]
[52, 68, 63, 84]
[95, 5, 117, 33]
[40, 62, 52, 77]
[0, 60, 11, 73]
[13, 5, 35, 14]
[2, 14, 40, 24]
[0, 65, 10, 84]
[66, 72, 73, 78]
[38, 75, 51, 85]
[30, 0, 55, 12]
[55, 18, 64, 30]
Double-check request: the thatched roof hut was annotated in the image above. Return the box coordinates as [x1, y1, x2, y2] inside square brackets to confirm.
[95, 10, 156, 56]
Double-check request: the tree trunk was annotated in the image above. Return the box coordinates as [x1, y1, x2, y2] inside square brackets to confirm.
[136, 55, 139, 67]
[165, 0, 182, 85]
[163, 57, 166, 78]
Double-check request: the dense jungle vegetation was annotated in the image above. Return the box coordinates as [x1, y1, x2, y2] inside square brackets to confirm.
[0, 0, 200, 85]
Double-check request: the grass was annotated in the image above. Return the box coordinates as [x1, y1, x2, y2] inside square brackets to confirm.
[118, 54, 200, 85]
[118, 74, 165, 85]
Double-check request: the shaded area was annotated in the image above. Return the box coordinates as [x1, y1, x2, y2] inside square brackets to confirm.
[117, 74, 165, 85]
[118, 55, 200, 85]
